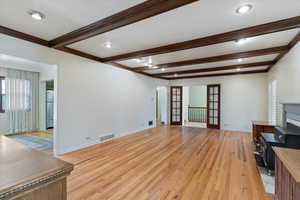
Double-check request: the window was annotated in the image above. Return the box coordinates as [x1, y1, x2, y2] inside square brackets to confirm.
[0, 76, 4, 113]
[268, 80, 277, 124]
[6, 78, 31, 111]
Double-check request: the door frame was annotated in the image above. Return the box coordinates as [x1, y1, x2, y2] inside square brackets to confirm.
[207, 84, 221, 129]
[170, 86, 183, 125]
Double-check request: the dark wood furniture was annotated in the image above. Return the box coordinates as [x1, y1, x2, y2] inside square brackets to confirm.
[274, 147, 300, 200]
[170, 86, 183, 125]
[0, 136, 73, 200]
[260, 123, 300, 170]
[252, 120, 275, 146]
[207, 84, 221, 129]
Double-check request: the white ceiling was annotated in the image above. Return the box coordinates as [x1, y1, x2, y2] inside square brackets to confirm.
[116, 29, 299, 68]
[68, 0, 300, 58]
[0, 0, 144, 40]
[163, 66, 268, 78]
[0, 0, 299, 78]
[146, 54, 278, 74]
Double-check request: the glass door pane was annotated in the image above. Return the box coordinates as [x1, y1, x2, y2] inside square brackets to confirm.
[171, 86, 183, 125]
[207, 84, 220, 129]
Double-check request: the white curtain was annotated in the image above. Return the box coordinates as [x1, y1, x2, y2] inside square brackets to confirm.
[3, 67, 39, 133]
[268, 80, 277, 125]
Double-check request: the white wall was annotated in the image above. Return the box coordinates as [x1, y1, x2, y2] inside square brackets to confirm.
[189, 85, 207, 107]
[0, 33, 279, 149]
[157, 87, 167, 124]
[0, 34, 168, 154]
[268, 42, 300, 125]
[182, 87, 190, 123]
[170, 73, 268, 132]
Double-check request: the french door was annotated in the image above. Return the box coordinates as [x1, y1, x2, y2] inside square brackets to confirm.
[170, 86, 183, 125]
[207, 84, 221, 129]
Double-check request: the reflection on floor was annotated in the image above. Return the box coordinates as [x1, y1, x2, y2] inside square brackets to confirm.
[59, 126, 272, 200]
[6, 130, 53, 154]
[184, 121, 207, 128]
[257, 166, 275, 195]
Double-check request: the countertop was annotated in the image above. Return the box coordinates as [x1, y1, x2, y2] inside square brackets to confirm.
[0, 136, 73, 196]
[273, 147, 300, 183]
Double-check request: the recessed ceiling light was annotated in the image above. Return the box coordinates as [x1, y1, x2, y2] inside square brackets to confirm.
[161, 68, 165, 71]
[104, 42, 112, 49]
[133, 58, 144, 63]
[237, 68, 241, 71]
[236, 38, 249, 45]
[238, 58, 243, 62]
[236, 4, 253, 14]
[174, 73, 178, 77]
[27, 10, 46, 20]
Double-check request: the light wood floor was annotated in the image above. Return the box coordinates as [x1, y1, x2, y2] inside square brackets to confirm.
[59, 126, 273, 200]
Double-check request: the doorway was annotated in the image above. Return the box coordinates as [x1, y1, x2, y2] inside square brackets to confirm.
[170, 84, 221, 129]
[182, 85, 207, 128]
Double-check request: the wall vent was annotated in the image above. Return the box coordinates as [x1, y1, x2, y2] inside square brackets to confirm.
[99, 134, 115, 142]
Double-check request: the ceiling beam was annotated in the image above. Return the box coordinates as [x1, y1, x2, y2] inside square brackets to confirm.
[168, 69, 268, 80]
[267, 31, 300, 71]
[102, 16, 300, 62]
[152, 61, 274, 77]
[49, 0, 199, 48]
[0, 25, 49, 47]
[0, 25, 105, 63]
[134, 46, 288, 71]
[287, 30, 300, 48]
[106, 62, 165, 79]
[0, 25, 165, 79]
[58, 47, 103, 62]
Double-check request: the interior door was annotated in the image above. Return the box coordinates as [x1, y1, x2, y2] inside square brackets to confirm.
[170, 86, 183, 125]
[207, 84, 221, 129]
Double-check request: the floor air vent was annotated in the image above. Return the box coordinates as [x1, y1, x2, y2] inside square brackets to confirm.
[99, 134, 115, 142]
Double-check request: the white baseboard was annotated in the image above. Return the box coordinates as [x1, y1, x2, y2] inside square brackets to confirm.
[56, 126, 153, 155]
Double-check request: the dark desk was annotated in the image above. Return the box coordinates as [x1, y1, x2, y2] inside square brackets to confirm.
[252, 121, 275, 147]
[274, 147, 300, 200]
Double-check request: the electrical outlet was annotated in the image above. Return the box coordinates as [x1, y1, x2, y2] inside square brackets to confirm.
[148, 121, 153, 126]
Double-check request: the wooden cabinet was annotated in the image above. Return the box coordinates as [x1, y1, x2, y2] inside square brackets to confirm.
[252, 121, 275, 147]
[274, 147, 300, 200]
[0, 136, 73, 200]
